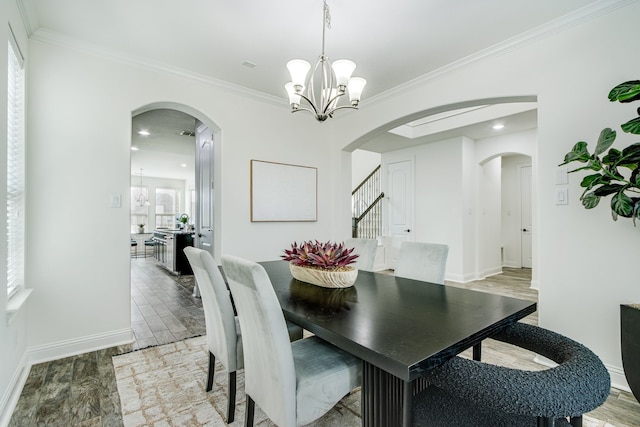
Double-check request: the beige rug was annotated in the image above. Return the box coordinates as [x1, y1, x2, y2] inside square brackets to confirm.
[113, 336, 618, 427]
[112, 336, 361, 426]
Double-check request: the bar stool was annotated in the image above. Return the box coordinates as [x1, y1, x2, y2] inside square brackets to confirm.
[144, 239, 155, 258]
[130, 239, 138, 257]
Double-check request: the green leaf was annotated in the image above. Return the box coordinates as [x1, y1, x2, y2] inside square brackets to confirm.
[594, 184, 624, 197]
[621, 117, 640, 135]
[602, 148, 621, 165]
[579, 174, 608, 189]
[559, 141, 591, 165]
[594, 128, 616, 156]
[618, 143, 640, 167]
[582, 192, 600, 209]
[611, 191, 634, 217]
[631, 168, 640, 187]
[608, 80, 640, 103]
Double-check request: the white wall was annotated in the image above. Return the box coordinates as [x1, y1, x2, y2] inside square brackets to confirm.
[478, 156, 502, 277]
[331, 2, 640, 391]
[351, 149, 381, 190]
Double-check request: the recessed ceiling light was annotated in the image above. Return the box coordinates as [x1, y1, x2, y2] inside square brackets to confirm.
[138, 129, 150, 136]
[492, 124, 505, 130]
[242, 60, 257, 69]
[180, 163, 187, 168]
[130, 146, 139, 151]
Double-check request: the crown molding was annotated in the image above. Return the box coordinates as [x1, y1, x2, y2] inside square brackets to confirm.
[367, 0, 636, 106]
[15, 0, 37, 36]
[29, 28, 288, 109]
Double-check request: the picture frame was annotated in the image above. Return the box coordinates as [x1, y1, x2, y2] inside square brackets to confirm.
[250, 160, 318, 222]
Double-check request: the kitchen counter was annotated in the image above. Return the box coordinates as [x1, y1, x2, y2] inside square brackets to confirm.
[152, 230, 194, 275]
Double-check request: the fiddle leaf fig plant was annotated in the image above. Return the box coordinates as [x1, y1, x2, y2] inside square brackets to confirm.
[559, 80, 640, 224]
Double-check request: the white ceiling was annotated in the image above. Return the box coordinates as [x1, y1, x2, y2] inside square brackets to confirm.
[22, 0, 602, 176]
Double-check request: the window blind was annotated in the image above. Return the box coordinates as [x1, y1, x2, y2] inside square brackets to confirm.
[7, 30, 25, 297]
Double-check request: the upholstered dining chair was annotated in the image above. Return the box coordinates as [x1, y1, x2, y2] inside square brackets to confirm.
[221, 254, 362, 427]
[394, 241, 449, 284]
[183, 247, 303, 423]
[183, 247, 243, 423]
[345, 237, 378, 271]
[412, 322, 611, 427]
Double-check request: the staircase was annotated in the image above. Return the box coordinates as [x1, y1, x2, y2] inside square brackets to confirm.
[352, 165, 384, 239]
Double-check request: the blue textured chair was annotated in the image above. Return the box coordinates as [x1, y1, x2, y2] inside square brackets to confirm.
[413, 322, 611, 427]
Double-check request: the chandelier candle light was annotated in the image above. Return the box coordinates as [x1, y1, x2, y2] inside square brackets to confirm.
[285, 0, 366, 122]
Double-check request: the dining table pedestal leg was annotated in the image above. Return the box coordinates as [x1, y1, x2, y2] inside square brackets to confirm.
[361, 361, 428, 427]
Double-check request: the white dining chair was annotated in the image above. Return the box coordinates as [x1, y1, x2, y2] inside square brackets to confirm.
[394, 241, 449, 284]
[184, 247, 243, 423]
[221, 254, 362, 427]
[345, 237, 378, 271]
[184, 247, 303, 423]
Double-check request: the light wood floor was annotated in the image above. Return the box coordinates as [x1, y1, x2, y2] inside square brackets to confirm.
[8, 265, 640, 426]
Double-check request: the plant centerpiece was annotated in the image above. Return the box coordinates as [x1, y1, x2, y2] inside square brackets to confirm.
[559, 79, 640, 403]
[282, 240, 360, 288]
[138, 223, 145, 233]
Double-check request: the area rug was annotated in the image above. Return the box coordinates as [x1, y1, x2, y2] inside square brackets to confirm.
[112, 336, 614, 427]
[112, 336, 361, 426]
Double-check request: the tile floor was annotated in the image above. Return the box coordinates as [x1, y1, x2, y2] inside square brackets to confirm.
[7, 264, 640, 426]
[130, 256, 205, 350]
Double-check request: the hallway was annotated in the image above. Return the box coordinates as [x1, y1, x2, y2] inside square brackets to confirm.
[130, 255, 205, 350]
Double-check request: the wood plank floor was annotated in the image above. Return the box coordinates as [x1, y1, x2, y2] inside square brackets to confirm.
[7, 265, 640, 426]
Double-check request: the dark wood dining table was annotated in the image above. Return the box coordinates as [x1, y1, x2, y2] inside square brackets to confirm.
[260, 260, 537, 427]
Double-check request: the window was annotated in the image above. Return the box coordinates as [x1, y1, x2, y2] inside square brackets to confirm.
[156, 187, 180, 228]
[130, 185, 149, 233]
[7, 28, 25, 297]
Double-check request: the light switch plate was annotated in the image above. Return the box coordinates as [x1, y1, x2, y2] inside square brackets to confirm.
[555, 188, 568, 205]
[556, 168, 569, 185]
[110, 194, 121, 208]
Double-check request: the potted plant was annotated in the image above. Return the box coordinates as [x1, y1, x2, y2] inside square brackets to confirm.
[282, 240, 360, 288]
[559, 79, 640, 402]
[138, 223, 145, 233]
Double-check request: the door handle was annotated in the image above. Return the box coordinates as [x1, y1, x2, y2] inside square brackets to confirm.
[404, 229, 411, 232]
[522, 228, 529, 232]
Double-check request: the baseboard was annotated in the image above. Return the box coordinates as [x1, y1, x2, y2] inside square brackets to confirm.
[607, 363, 631, 393]
[0, 353, 29, 427]
[479, 266, 503, 279]
[27, 327, 134, 366]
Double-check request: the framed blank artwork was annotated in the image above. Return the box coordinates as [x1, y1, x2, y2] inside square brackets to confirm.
[250, 160, 317, 222]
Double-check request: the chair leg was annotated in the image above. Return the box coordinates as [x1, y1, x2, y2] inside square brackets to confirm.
[244, 395, 255, 427]
[570, 415, 582, 427]
[206, 352, 215, 392]
[227, 371, 237, 423]
[472, 342, 482, 361]
[537, 417, 556, 426]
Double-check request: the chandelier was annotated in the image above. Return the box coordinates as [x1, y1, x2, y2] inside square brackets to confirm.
[134, 169, 149, 208]
[285, 0, 366, 122]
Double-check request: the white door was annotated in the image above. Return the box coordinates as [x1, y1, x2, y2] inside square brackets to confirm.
[192, 121, 214, 297]
[520, 165, 532, 268]
[386, 160, 414, 269]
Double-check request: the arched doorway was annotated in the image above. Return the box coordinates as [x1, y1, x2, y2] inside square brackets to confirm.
[128, 102, 222, 349]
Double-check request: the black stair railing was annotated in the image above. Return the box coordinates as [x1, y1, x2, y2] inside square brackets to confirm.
[352, 165, 384, 239]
